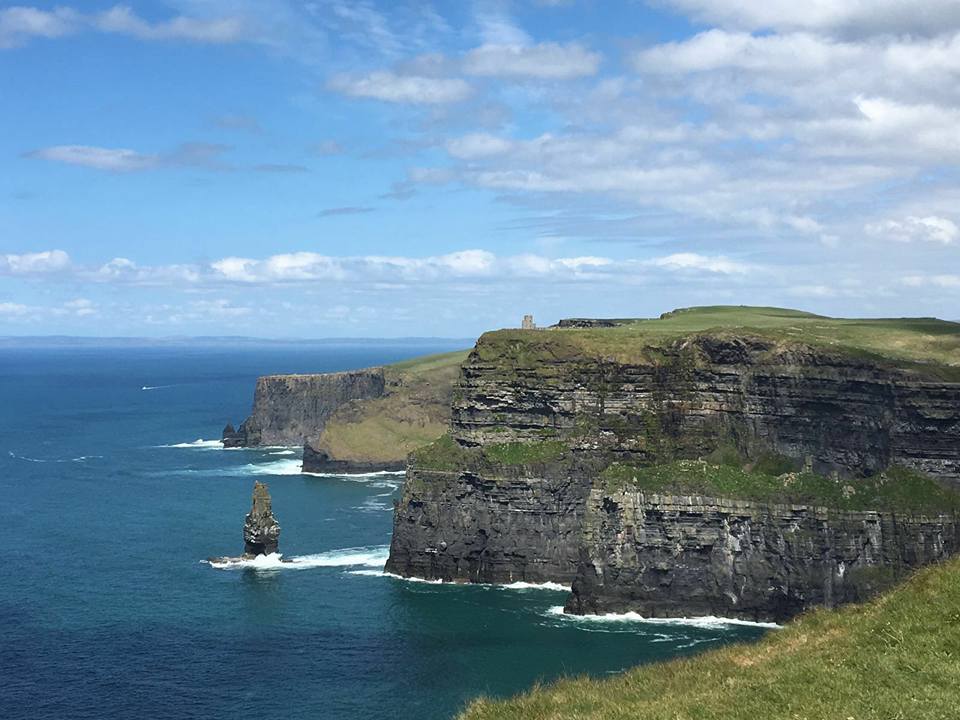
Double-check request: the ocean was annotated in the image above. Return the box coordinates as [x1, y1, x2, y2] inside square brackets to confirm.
[0, 343, 768, 720]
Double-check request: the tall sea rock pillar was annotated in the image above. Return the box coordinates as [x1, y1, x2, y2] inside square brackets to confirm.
[243, 481, 281, 557]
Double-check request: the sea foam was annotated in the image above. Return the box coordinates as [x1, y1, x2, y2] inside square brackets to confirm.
[161, 438, 225, 449]
[545, 606, 781, 629]
[207, 545, 390, 571]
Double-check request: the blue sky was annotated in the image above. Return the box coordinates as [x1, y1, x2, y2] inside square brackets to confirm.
[2, 0, 959, 337]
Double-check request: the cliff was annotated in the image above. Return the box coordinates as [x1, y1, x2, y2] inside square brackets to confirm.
[386, 307, 960, 620]
[225, 350, 468, 472]
[224, 368, 387, 448]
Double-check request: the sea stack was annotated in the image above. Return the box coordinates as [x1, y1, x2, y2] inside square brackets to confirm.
[243, 481, 281, 558]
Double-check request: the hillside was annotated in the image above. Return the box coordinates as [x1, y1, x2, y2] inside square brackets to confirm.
[303, 350, 469, 470]
[460, 556, 960, 720]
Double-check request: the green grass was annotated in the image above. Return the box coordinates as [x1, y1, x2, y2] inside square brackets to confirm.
[601, 460, 960, 514]
[310, 350, 468, 463]
[478, 306, 960, 378]
[459, 555, 960, 720]
[411, 435, 569, 473]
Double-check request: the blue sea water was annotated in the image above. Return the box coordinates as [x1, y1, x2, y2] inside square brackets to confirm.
[0, 343, 768, 720]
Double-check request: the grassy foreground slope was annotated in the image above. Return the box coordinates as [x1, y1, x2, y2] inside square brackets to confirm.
[478, 306, 960, 377]
[309, 350, 468, 463]
[461, 557, 960, 720]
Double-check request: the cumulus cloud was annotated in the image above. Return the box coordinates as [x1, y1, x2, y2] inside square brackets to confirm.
[0, 4, 245, 48]
[1, 248, 760, 291]
[1, 249, 71, 274]
[866, 216, 959, 245]
[329, 71, 472, 104]
[463, 42, 600, 79]
[647, 253, 751, 274]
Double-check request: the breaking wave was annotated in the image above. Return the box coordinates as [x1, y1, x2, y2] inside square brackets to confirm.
[302, 470, 406, 478]
[207, 545, 390, 571]
[348, 570, 570, 592]
[544, 606, 781, 629]
[241, 459, 303, 475]
[161, 438, 224, 450]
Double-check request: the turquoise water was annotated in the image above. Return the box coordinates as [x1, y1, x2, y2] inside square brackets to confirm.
[1, 344, 767, 719]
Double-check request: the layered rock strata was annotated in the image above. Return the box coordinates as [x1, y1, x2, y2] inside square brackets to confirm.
[223, 368, 386, 447]
[387, 331, 960, 620]
[567, 490, 958, 622]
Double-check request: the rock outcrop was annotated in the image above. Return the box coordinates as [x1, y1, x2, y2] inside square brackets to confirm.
[387, 326, 960, 621]
[223, 368, 387, 447]
[243, 481, 281, 557]
[301, 442, 404, 474]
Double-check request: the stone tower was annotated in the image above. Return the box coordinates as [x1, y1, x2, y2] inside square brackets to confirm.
[522, 314, 536, 330]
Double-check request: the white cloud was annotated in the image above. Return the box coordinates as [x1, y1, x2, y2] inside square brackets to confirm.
[0, 6, 79, 48]
[659, 0, 960, 37]
[446, 133, 514, 159]
[463, 42, 601, 79]
[329, 71, 472, 104]
[902, 274, 960, 289]
[95, 6, 245, 43]
[865, 216, 959, 245]
[0, 4, 246, 49]
[1, 249, 71, 274]
[26, 145, 158, 171]
[647, 253, 751, 274]
[0, 302, 30, 316]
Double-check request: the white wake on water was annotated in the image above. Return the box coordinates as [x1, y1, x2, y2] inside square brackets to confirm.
[9, 451, 103, 463]
[544, 606, 781, 629]
[141, 384, 177, 391]
[207, 546, 390, 571]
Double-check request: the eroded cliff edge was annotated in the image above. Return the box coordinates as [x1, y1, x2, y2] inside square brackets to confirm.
[386, 308, 960, 621]
[224, 351, 467, 472]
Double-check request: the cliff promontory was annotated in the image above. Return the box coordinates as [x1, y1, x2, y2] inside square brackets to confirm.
[225, 350, 467, 472]
[386, 307, 960, 621]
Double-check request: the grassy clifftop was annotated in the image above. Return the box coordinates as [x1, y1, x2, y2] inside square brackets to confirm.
[476, 306, 960, 377]
[460, 556, 960, 720]
[308, 350, 468, 464]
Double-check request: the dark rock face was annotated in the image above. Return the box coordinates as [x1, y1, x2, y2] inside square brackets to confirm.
[451, 335, 960, 484]
[302, 442, 404, 474]
[566, 491, 959, 622]
[243, 481, 281, 557]
[385, 463, 592, 584]
[387, 333, 960, 620]
[224, 368, 386, 447]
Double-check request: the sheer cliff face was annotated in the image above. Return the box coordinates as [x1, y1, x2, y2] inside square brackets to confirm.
[386, 332, 960, 620]
[451, 334, 960, 484]
[568, 491, 958, 622]
[224, 369, 386, 447]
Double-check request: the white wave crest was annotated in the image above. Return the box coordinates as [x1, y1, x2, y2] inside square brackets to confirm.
[207, 546, 390, 571]
[269, 450, 297, 456]
[499, 581, 572, 592]
[302, 470, 406, 479]
[141, 384, 177, 391]
[161, 438, 224, 449]
[242, 459, 303, 475]
[349, 571, 570, 591]
[545, 606, 781, 629]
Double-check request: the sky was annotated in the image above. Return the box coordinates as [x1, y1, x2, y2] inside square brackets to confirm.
[2, 0, 959, 337]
